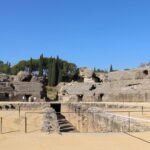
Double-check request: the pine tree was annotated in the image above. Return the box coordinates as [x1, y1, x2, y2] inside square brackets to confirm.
[39, 54, 44, 76]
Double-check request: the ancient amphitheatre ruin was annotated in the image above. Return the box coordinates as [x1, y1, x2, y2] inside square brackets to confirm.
[0, 67, 150, 149]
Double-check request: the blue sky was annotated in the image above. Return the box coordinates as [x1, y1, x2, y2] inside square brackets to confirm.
[0, 0, 150, 70]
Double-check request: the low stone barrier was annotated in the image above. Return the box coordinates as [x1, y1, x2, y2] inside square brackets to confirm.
[41, 104, 60, 133]
[61, 103, 150, 132]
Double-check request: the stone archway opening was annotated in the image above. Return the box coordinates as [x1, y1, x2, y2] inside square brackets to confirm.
[77, 94, 83, 102]
[5, 93, 9, 98]
[25, 94, 32, 101]
[143, 70, 148, 75]
[98, 93, 104, 102]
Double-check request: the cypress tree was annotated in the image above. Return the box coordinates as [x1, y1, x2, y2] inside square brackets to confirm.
[51, 59, 57, 86]
[110, 64, 113, 72]
[55, 56, 59, 85]
[48, 58, 53, 86]
[29, 58, 33, 73]
[48, 57, 63, 86]
[6, 62, 11, 75]
[58, 67, 62, 83]
[56, 56, 63, 84]
[39, 54, 44, 76]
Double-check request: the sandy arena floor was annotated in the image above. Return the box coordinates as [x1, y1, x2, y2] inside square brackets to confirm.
[0, 132, 150, 150]
[0, 110, 43, 133]
[0, 104, 150, 150]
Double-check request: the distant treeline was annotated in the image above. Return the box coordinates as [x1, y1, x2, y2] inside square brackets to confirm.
[0, 55, 77, 86]
[0, 54, 108, 86]
[0, 60, 11, 74]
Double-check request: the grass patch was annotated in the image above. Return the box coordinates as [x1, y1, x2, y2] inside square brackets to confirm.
[46, 86, 58, 101]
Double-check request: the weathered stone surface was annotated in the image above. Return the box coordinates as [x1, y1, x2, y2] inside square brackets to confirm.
[13, 81, 47, 101]
[108, 66, 150, 81]
[62, 104, 150, 132]
[0, 82, 14, 100]
[79, 67, 94, 83]
[41, 104, 60, 133]
[58, 66, 150, 102]
[0, 102, 44, 110]
[0, 73, 9, 82]
[31, 76, 39, 82]
[0, 71, 47, 101]
[58, 82, 97, 102]
[31, 76, 46, 83]
[14, 71, 32, 82]
[95, 72, 108, 82]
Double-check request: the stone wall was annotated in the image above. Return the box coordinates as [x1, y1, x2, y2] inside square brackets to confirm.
[0, 71, 47, 102]
[61, 104, 150, 132]
[79, 68, 95, 83]
[0, 102, 46, 110]
[13, 81, 46, 101]
[58, 66, 150, 103]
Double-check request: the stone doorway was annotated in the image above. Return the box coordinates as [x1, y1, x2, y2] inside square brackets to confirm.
[24, 94, 32, 101]
[98, 93, 104, 102]
[77, 94, 83, 102]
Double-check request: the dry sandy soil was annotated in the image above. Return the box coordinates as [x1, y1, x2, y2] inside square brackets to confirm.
[0, 132, 150, 150]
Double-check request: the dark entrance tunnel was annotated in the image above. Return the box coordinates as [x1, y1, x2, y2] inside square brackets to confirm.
[25, 94, 31, 101]
[51, 104, 61, 113]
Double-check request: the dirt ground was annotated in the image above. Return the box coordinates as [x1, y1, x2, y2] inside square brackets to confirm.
[0, 110, 150, 150]
[0, 110, 43, 133]
[0, 132, 150, 150]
